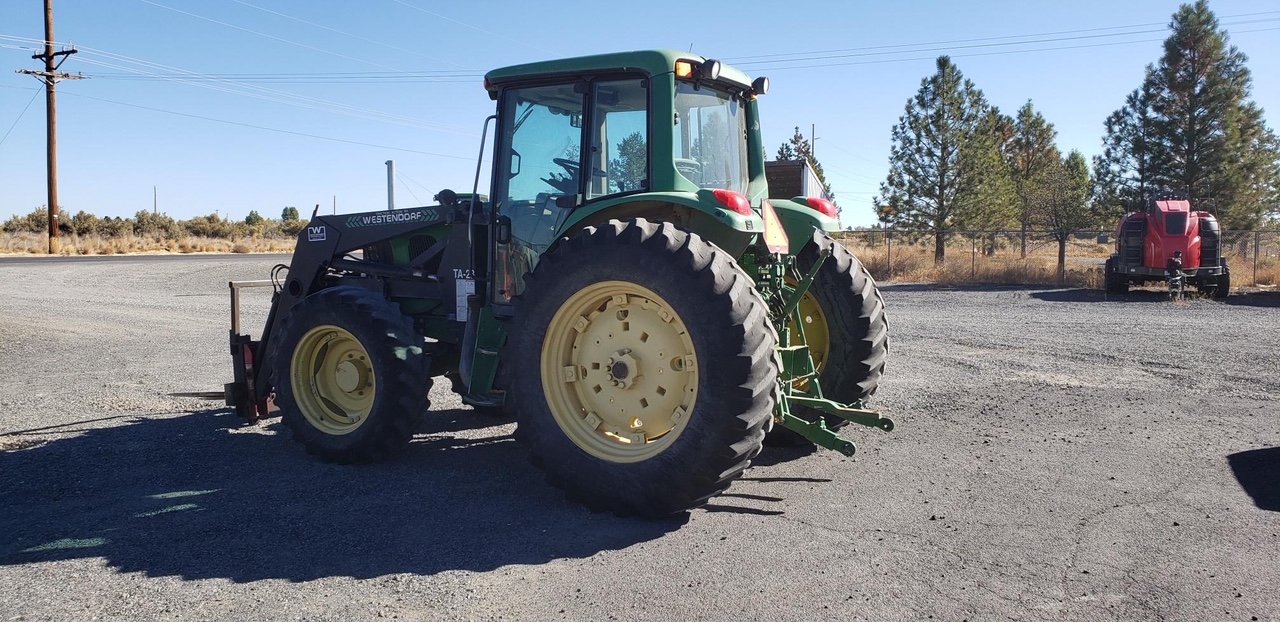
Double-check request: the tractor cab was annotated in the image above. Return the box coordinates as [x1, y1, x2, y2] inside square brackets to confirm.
[482, 51, 772, 307]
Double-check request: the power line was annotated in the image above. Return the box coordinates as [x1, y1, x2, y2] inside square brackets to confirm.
[137, 0, 403, 71]
[227, 0, 474, 70]
[394, 171, 424, 204]
[79, 70, 483, 83]
[741, 27, 1280, 72]
[0, 87, 41, 147]
[60, 90, 476, 160]
[73, 55, 476, 135]
[3, 34, 480, 136]
[726, 12, 1280, 64]
[385, 0, 559, 55]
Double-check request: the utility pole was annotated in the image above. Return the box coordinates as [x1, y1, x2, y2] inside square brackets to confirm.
[17, 0, 82, 254]
[385, 160, 395, 211]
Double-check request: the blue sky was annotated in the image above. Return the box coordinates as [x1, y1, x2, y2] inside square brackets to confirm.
[1, 0, 1277, 229]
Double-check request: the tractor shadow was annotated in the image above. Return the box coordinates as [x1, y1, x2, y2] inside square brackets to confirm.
[1227, 447, 1280, 512]
[1031, 287, 1229, 304]
[1223, 290, 1280, 308]
[0, 408, 683, 582]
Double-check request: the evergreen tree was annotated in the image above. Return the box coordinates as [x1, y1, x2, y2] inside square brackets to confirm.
[1092, 79, 1159, 224]
[245, 210, 264, 226]
[281, 206, 300, 221]
[1096, 1, 1280, 229]
[963, 107, 1019, 237]
[1006, 101, 1060, 257]
[609, 132, 647, 192]
[877, 56, 1003, 263]
[1036, 150, 1092, 282]
[776, 126, 833, 200]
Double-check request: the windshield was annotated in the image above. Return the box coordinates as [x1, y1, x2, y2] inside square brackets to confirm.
[673, 82, 748, 196]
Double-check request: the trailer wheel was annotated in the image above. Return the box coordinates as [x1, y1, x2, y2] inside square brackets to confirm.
[766, 230, 889, 446]
[507, 219, 776, 517]
[1105, 257, 1129, 294]
[270, 286, 429, 463]
[1212, 261, 1231, 299]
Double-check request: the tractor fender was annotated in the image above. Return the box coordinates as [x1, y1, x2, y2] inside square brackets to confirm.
[556, 190, 762, 258]
[770, 197, 841, 255]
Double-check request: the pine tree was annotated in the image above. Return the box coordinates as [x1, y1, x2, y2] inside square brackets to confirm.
[1096, 1, 1280, 229]
[1006, 101, 1060, 257]
[609, 132, 647, 192]
[1036, 150, 1092, 282]
[877, 56, 1004, 263]
[1092, 78, 1159, 224]
[776, 127, 834, 201]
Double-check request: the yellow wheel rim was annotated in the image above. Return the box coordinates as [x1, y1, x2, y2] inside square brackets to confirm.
[540, 281, 698, 463]
[290, 325, 375, 435]
[789, 285, 831, 390]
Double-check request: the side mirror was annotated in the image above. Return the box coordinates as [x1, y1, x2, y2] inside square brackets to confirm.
[509, 150, 522, 178]
[555, 195, 579, 209]
[495, 215, 512, 245]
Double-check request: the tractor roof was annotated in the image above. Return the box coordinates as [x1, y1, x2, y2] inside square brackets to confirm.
[484, 49, 753, 95]
[1150, 198, 1192, 213]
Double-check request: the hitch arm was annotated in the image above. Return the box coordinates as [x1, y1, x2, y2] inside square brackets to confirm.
[777, 396, 896, 457]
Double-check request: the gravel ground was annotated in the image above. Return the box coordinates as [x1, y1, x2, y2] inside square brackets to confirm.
[1, 254, 1277, 622]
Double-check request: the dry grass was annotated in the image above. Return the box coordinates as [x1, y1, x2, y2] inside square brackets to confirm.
[847, 240, 1103, 288]
[1253, 257, 1280, 286]
[0, 232, 295, 256]
[5, 229, 1275, 288]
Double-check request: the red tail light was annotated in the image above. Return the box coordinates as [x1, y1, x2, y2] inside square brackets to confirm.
[713, 189, 752, 216]
[806, 197, 838, 218]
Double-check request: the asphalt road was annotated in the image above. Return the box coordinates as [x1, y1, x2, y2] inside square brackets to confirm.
[1, 254, 1277, 621]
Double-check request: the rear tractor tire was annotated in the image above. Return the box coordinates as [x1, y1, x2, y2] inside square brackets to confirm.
[270, 286, 431, 464]
[507, 219, 777, 517]
[765, 230, 889, 447]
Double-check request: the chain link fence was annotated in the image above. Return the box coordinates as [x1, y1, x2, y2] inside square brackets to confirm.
[834, 228, 1280, 287]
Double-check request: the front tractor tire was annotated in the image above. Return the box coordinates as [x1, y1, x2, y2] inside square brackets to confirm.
[508, 219, 777, 517]
[767, 230, 889, 446]
[270, 286, 431, 464]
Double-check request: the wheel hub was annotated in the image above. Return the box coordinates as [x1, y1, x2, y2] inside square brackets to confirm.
[541, 282, 698, 462]
[290, 325, 376, 435]
[607, 350, 640, 389]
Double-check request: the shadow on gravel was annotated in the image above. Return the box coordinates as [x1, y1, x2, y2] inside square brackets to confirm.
[1227, 447, 1280, 512]
[1030, 288, 1233, 304]
[1224, 291, 1280, 308]
[0, 409, 683, 581]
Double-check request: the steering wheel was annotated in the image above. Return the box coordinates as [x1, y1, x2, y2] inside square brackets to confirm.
[553, 157, 580, 176]
[675, 158, 702, 177]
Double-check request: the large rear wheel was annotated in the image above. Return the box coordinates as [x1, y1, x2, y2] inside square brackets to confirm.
[766, 230, 889, 446]
[270, 286, 430, 463]
[508, 219, 777, 517]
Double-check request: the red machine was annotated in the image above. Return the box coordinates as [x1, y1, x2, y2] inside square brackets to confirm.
[1104, 195, 1230, 297]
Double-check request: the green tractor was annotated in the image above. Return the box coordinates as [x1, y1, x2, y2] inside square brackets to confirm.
[225, 50, 891, 517]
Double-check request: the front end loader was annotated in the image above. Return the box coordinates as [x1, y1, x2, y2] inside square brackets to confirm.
[225, 50, 891, 517]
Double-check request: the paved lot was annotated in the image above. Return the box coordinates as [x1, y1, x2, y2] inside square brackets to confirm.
[1, 254, 1277, 621]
